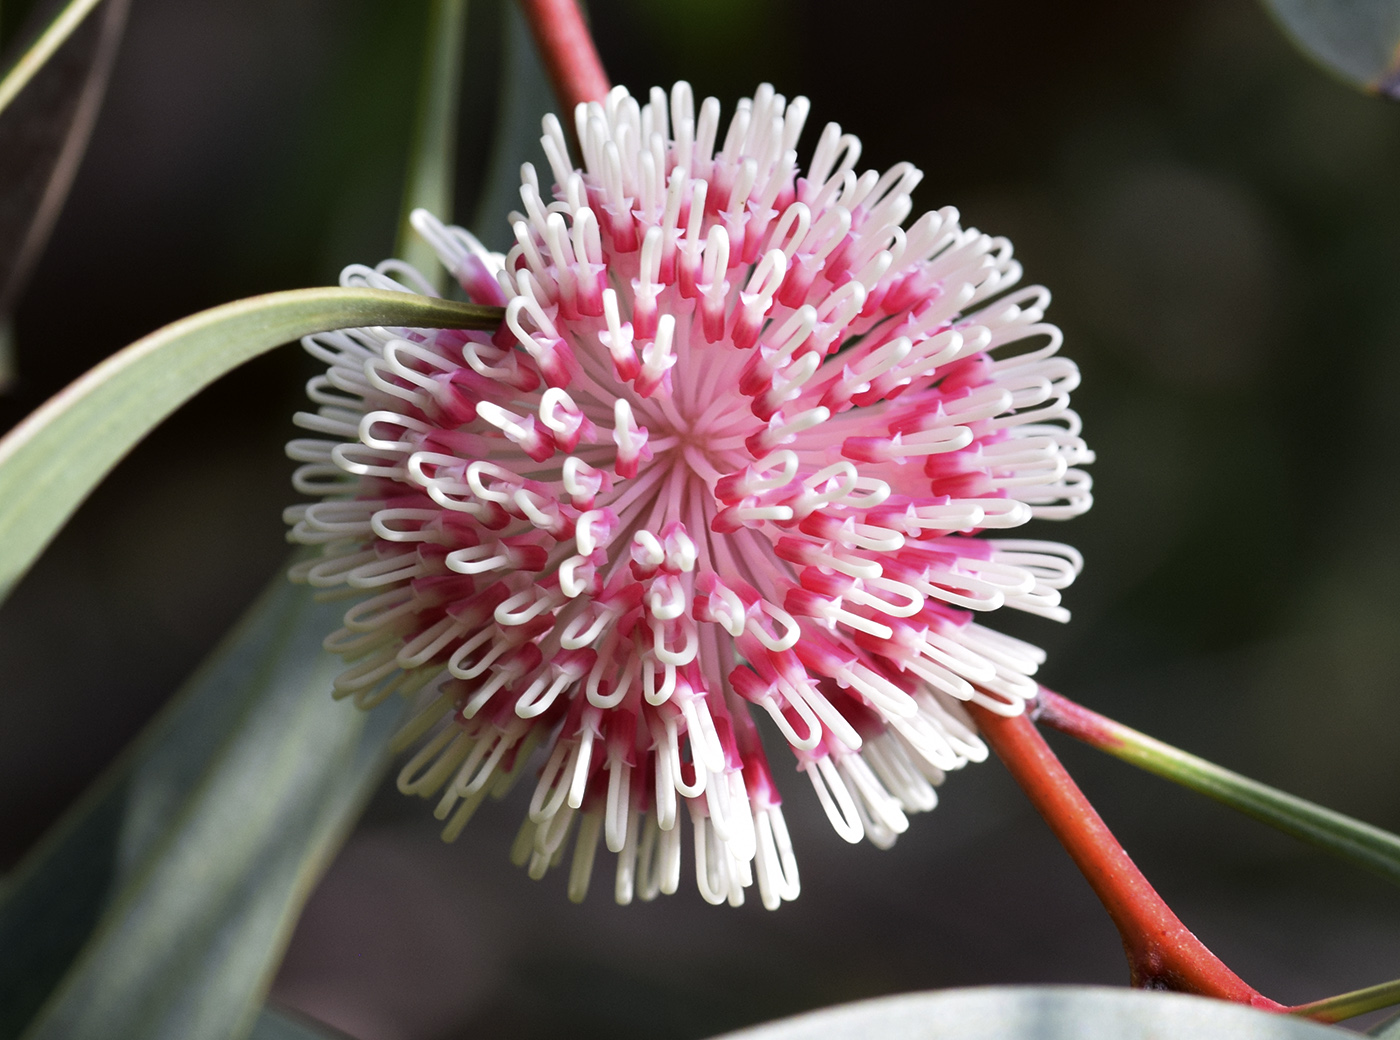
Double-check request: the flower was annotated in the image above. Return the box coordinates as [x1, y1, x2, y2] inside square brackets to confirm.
[285, 82, 1092, 909]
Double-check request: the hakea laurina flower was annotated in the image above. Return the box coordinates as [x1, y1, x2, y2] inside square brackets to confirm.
[285, 82, 1092, 909]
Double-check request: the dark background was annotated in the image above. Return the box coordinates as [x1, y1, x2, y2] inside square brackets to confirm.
[4, 0, 1400, 1037]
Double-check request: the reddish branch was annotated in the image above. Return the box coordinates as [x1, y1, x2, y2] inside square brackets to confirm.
[517, 0, 611, 113]
[968, 701, 1280, 1007]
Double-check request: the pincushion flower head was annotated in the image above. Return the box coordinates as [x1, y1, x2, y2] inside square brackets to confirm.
[284, 82, 1092, 910]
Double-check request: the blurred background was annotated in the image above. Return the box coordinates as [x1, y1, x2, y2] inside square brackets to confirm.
[4, 0, 1400, 1036]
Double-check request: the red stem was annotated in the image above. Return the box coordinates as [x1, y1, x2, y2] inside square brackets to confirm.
[517, 0, 611, 113]
[967, 702, 1281, 1008]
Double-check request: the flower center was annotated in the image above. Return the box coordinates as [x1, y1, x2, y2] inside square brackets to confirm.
[565, 318, 772, 561]
[654, 389, 747, 470]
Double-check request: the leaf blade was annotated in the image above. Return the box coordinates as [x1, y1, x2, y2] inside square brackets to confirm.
[0, 576, 399, 1040]
[0, 286, 500, 602]
[707, 987, 1350, 1039]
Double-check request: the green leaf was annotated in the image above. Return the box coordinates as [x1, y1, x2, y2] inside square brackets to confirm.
[0, 575, 400, 1040]
[0, 0, 130, 336]
[470, 0, 554, 253]
[397, 0, 469, 287]
[1262, 0, 1400, 97]
[0, 0, 104, 118]
[0, 286, 501, 603]
[706, 987, 1350, 1040]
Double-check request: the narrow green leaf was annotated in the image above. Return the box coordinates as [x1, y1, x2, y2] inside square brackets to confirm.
[706, 987, 1347, 1039]
[0, 286, 501, 603]
[470, 0, 554, 253]
[397, 0, 469, 287]
[0, 0, 103, 118]
[0, 575, 399, 1040]
[1038, 691, 1400, 889]
[0, 0, 130, 324]
[1262, 0, 1400, 97]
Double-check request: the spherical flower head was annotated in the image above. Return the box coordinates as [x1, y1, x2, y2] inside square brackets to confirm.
[285, 82, 1093, 909]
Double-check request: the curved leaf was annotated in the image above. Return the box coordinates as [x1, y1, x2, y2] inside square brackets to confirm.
[0, 576, 400, 1040]
[708, 987, 1349, 1040]
[1262, 0, 1400, 97]
[0, 286, 501, 602]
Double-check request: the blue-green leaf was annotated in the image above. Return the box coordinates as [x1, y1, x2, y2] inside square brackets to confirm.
[707, 987, 1349, 1040]
[0, 575, 398, 1040]
[0, 286, 500, 603]
[1262, 0, 1400, 97]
